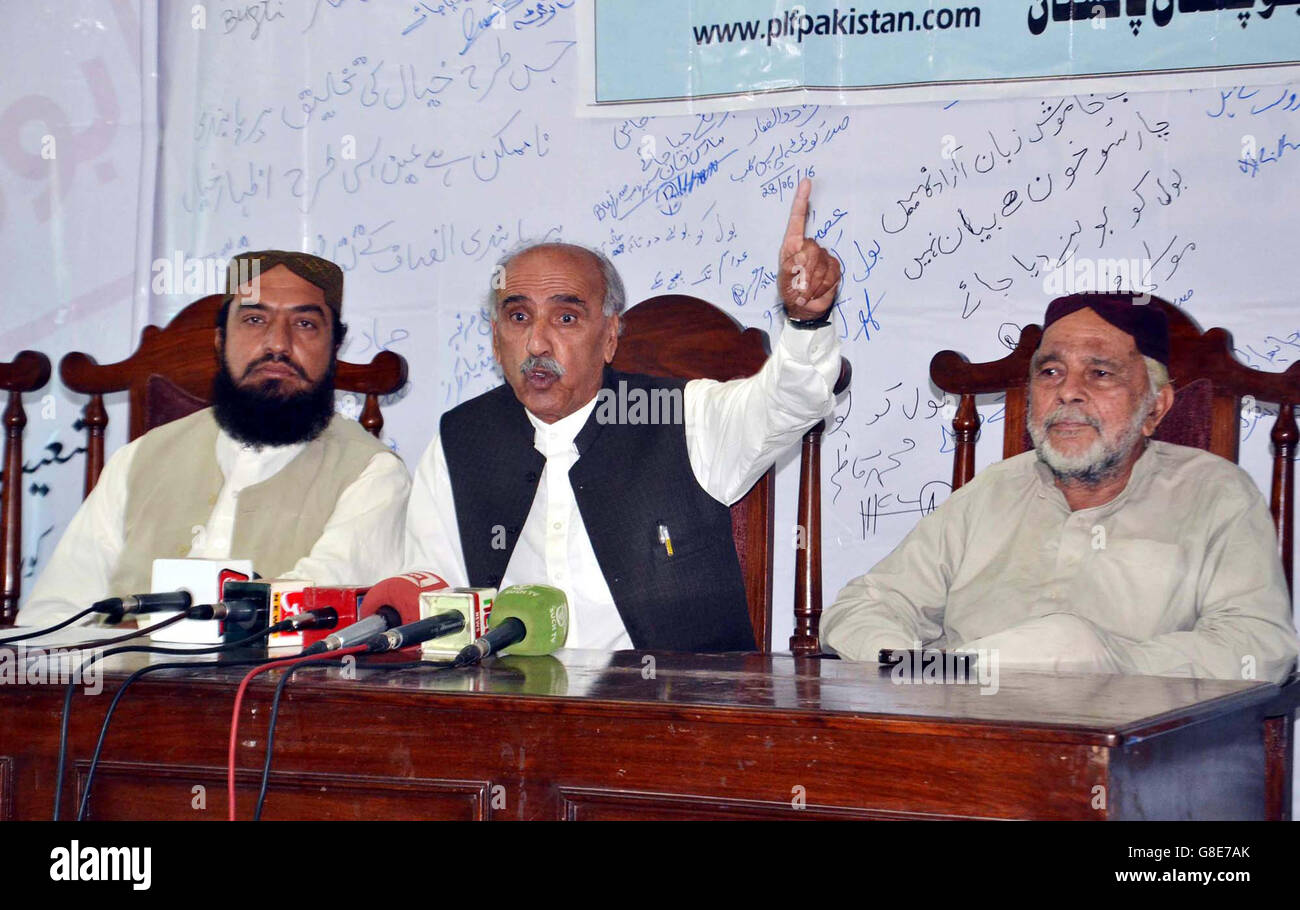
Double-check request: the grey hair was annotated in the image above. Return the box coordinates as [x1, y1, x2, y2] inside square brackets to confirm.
[1143, 356, 1170, 397]
[485, 241, 627, 326]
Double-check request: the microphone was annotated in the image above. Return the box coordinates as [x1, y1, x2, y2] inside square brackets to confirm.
[454, 584, 568, 667]
[218, 580, 369, 649]
[144, 558, 255, 644]
[300, 609, 401, 656]
[358, 570, 449, 625]
[353, 570, 453, 655]
[93, 591, 193, 622]
[287, 607, 339, 631]
[185, 600, 257, 622]
[360, 611, 466, 653]
[181, 602, 339, 631]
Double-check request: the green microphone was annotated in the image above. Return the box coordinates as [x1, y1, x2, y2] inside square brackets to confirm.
[453, 584, 568, 666]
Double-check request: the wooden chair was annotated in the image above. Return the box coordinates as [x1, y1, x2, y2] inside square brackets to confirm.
[616, 295, 850, 653]
[930, 295, 1300, 820]
[59, 295, 408, 497]
[0, 351, 52, 625]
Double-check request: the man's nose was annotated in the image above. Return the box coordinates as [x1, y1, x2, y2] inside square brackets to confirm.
[525, 322, 553, 357]
[263, 316, 291, 354]
[1057, 369, 1087, 403]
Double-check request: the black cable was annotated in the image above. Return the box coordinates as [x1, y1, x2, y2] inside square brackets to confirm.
[64, 610, 196, 649]
[5, 610, 195, 661]
[75, 656, 271, 821]
[52, 620, 294, 820]
[0, 606, 100, 645]
[254, 657, 342, 822]
[253, 657, 455, 821]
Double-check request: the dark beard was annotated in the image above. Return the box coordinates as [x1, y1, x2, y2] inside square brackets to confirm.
[210, 357, 336, 447]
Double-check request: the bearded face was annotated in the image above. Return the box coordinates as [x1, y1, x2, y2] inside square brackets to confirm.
[211, 265, 338, 447]
[1027, 309, 1167, 485]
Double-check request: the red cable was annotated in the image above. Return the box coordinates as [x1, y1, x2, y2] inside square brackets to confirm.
[227, 646, 366, 821]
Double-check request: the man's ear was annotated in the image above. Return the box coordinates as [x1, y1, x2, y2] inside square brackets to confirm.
[603, 314, 620, 364]
[213, 327, 222, 357]
[1143, 383, 1176, 436]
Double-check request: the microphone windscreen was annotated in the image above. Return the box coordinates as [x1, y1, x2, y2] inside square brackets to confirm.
[360, 570, 448, 626]
[147, 558, 255, 644]
[420, 588, 495, 658]
[490, 585, 568, 656]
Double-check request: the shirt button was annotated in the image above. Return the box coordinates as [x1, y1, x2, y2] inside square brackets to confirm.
[553, 522, 562, 531]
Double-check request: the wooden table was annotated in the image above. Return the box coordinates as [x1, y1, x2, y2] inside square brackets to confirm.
[0, 648, 1281, 820]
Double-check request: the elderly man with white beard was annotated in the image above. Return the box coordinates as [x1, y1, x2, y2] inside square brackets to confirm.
[821, 292, 1299, 683]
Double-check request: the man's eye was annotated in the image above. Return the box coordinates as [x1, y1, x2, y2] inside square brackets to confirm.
[508, 311, 526, 322]
[559, 313, 577, 324]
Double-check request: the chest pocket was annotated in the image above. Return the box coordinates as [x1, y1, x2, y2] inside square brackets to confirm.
[1076, 539, 1190, 641]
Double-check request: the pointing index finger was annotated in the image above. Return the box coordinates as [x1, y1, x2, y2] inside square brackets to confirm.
[783, 177, 812, 248]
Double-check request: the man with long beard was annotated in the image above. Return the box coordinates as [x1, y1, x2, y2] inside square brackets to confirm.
[821, 292, 1298, 683]
[21, 251, 410, 624]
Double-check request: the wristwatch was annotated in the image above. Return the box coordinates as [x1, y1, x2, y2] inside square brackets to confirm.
[785, 309, 834, 329]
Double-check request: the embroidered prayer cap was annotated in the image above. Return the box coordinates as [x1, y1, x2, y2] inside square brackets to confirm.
[226, 250, 344, 315]
[1043, 292, 1169, 367]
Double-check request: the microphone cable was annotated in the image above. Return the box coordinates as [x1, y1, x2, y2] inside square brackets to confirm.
[227, 648, 368, 821]
[75, 655, 271, 821]
[252, 656, 454, 821]
[53, 618, 299, 820]
[72, 606, 343, 820]
[59, 610, 195, 649]
[252, 655, 344, 822]
[0, 606, 102, 645]
[1, 590, 203, 646]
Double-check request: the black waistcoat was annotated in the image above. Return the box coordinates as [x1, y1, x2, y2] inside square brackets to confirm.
[439, 369, 755, 652]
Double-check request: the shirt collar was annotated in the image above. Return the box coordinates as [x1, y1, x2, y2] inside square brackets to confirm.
[214, 428, 308, 476]
[525, 395, 600, 459]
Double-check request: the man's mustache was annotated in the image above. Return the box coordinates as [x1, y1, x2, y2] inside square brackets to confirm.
[1042, 406, 1100, 431]
[242, 352, 308, 382]
[520, 355, 565, 378]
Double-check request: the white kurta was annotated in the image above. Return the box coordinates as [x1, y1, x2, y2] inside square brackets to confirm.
[20, 424, 411, 625]
[405, 322, 842, 650]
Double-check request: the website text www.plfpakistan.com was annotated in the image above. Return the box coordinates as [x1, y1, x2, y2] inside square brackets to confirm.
[692, 7, 983, 47]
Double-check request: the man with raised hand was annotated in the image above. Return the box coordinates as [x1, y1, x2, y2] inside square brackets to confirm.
[406, 179, 843, 652]
[22, 251, 410, 625]
[822, 292, 1299, 683]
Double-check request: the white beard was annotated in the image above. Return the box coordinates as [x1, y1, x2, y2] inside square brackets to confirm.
[1029, 391, 1153, 484]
